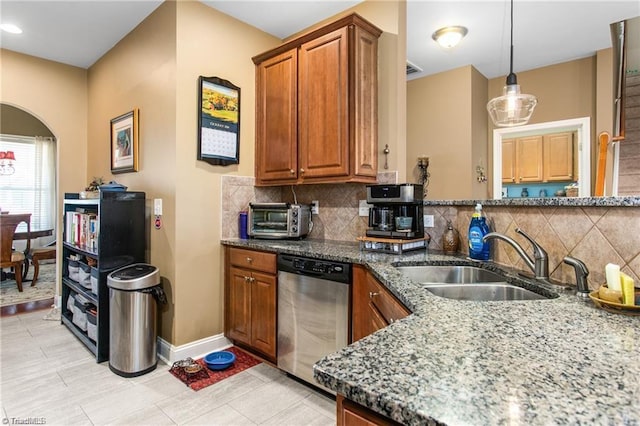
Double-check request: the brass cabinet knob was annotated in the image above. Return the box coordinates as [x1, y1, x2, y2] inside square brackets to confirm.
[369, 291, 379, 299]
[290, 169, 295, 174]
[300, 168, 305, 174]
[246, 257, 253, 263]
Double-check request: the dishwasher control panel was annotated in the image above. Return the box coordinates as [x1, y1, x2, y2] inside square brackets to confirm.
[278, 254, 351, 284]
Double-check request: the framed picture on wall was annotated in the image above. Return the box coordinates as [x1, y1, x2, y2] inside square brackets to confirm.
[110, 109, 139, 173]
[197, 76, 240, 166]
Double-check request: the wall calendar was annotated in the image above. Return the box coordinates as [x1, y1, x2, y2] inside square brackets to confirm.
[197, 76, 240, 166]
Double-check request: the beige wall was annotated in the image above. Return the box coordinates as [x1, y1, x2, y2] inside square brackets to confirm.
[173, 1, 279, 346]
[406, 65, 479, 199]
[471, 66, 490, 199]
[0, 49, 88, 273]
[87, 1, 179, 342]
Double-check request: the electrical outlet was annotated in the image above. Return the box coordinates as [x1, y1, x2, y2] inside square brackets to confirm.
[358, 200, 371, 216]
[311, 200, 319, 215]
[423, 214, 434, 228]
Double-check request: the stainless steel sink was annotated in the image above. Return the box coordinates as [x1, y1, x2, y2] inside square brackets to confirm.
[422, 283, 547, 301]
[396, 265, 505, 284]
[395, 265, 549, 301]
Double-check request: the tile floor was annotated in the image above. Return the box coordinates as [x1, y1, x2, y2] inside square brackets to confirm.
[0, 310, 336, 425]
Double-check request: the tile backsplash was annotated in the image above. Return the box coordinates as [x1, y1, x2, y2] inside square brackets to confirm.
[221, 175, 640, 290]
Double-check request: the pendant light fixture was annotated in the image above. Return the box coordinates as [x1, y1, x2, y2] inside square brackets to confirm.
[487, 0, 537, 127]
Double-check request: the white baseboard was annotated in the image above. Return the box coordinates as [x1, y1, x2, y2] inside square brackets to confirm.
[157, 333, 232, 364]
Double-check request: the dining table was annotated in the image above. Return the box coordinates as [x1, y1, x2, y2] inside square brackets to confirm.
[1, 213, 54, 281]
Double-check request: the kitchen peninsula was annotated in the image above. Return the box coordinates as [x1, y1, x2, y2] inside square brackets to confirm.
[221, 237, 640, 425]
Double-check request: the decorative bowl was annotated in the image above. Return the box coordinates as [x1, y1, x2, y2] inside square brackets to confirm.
[204, 350, 236, 371]
[99, 181, 128, 192]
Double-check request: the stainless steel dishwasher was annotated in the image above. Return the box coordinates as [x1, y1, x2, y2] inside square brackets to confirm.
[277, 254, 351, 393]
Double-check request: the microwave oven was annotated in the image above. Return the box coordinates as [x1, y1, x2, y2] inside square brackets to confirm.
[248, 203, 312, 239]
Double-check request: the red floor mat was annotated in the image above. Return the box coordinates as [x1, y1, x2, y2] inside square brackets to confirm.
[169, 346, 261, 391]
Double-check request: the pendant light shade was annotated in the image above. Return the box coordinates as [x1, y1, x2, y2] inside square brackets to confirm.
[487, 0, 537, 127]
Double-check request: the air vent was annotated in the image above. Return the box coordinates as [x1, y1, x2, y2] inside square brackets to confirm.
[406, 60, 423, 75]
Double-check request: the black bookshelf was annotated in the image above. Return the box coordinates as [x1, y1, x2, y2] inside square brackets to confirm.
[61, 191, 145, 362]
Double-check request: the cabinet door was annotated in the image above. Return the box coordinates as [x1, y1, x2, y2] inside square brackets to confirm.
[298, 26, 350, 179]
[256, 48, 298, 184]
[338, 395, 399, 426]
[250, 271, 277, 358]
[502, 138, 516, 183]
[351, 25, 378, 179]
[516, 135, 543, 182]
[352, 266, 409, 342]
[543, 132, 575, 181]
[226, 266, 252, 345]
[352, 266, 376, 341]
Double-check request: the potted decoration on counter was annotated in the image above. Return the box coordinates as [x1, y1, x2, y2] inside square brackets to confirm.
[81, 177, 103, 199]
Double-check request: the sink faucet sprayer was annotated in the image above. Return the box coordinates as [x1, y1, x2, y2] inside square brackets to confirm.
[482, 228, 549, 279]
[563, 256, 591, 298]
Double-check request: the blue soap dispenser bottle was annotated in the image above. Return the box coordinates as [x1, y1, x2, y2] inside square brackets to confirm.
[468, 203, 491, 260]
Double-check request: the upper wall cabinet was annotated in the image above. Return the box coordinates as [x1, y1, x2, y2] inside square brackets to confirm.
[503, 131, 576, 184]
[253, 14, 381, 186]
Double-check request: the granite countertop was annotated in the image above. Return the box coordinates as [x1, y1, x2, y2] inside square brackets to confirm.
[222, 238, 640, 425]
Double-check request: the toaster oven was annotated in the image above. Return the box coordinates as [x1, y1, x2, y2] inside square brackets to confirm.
[248, 203, 312, 239]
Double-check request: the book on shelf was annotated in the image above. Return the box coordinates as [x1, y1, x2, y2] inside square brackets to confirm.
[65, 209, 99, 252]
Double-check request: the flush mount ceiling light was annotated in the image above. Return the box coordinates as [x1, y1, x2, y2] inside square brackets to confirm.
[0, 23, 23, 34]
[431, 26, 468, 49]
[487, 0, 537, 127]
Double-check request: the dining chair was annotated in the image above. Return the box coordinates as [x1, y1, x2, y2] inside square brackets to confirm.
[0, 213, 32, 292]
[27, 242, 56, 286]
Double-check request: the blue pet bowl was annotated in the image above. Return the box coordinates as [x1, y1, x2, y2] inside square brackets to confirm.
[204, 350, 236, 371]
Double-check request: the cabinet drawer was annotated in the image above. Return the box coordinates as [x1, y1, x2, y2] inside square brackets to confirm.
[364, 273, 410, 324]
[228, 248, 276, 274]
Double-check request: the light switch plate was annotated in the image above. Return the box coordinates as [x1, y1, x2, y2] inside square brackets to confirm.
[359, 200, 371, 216]
[423, 214, 434, 228]
[154, 198, 162, 216]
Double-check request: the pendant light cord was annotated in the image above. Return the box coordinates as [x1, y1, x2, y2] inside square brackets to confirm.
[506, 0, 517, 85]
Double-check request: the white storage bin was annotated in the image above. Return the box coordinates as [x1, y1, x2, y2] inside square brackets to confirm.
[87, 308, 97, 342]
[66, 292, 76, 313]
[68, 259, 80, 282]
[72, 298, 88, 331]
[78, 263, 92, 289]
[90, 267, 99, 294]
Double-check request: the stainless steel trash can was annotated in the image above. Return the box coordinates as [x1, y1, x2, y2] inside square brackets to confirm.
[107, 263, 165, 377]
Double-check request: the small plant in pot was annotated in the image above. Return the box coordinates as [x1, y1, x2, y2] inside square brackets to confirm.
[81, 177, 103, 199]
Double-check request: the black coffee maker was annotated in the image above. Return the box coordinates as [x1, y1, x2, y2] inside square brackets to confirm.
[366, 184, 424, 239]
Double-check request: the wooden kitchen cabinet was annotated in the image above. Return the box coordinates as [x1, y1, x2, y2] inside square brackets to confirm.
[253, 13, 381, 186]
[503, 132, 577, 184]
[225, 247, 277, 361]
[352, 265, 410, 342]
[543, 132, 576, 181]
[502, 138, 516, 183]
[515, 135, 543, 182]
[503, 136, 543, 183]
[337, 395, 401, 426]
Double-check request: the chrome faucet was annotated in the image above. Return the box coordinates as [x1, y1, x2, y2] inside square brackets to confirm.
[482, 228, 549, 279]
